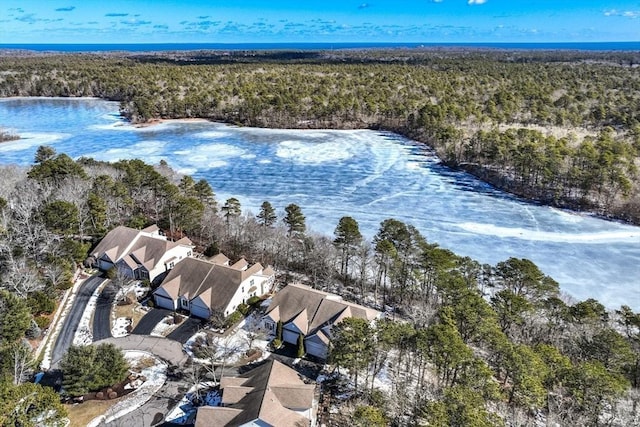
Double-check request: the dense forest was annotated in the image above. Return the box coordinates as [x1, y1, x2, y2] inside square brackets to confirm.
[0, 49, 639, 223]
[0, 150, 639, 426]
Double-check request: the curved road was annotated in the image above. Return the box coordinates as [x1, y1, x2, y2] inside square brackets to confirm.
[50, 274, 106, 368]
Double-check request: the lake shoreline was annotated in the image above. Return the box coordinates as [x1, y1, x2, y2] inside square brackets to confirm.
[1, 95, 638, 227]
[131, 113, 640, 227]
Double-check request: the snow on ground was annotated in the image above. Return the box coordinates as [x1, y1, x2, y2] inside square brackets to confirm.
[372, 365, 393, 393]
[184, 314, 270, 366]
[165, 383, 220, 425]
[72, 283, 103, 346]
[119, 281, 149, 301]
[40, 273, 91, 370]
[87, 351, 167, 427]
[112, 317, 132, 338]
[151, 315, 179, 337]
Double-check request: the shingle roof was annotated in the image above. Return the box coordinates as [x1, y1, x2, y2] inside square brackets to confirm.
[265, 283, 381, 337]
[91, 225, 193, 273]
[91, 225, 140, 262]
[157, 256, 272, 313]
[195, 359, 314, 427]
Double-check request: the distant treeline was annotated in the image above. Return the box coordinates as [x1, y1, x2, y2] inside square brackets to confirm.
[0, 49, 639, 222]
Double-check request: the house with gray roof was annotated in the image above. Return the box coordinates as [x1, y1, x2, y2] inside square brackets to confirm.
[153, 254, 275, 319]
[263, 283, 381, 359]
[89, 224, 193, 283]
[194, 359, 316, 427]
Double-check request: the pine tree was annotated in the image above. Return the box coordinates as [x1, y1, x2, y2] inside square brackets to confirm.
[283, 204, 305, 236]
[257, 201, 277, 227]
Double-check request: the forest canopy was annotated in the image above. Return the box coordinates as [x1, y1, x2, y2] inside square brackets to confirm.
[0, 49, 639, 222]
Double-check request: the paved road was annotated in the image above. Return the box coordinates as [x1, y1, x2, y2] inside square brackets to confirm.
[50, 274, 106, 368]
[93, 281, 117, 341]
[103, 375, 191, 427]
[167, 317, 204, 344]
[94, 335, 189, 366]
[132, 308, 172, 335]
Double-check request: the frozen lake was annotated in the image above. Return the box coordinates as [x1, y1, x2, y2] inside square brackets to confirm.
[0, 97, 638, 309]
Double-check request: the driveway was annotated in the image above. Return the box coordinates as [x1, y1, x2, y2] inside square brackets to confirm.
[50, 274, 107, 368]
[166, 317, 204, 344]
[132, 308, 172, 335]
[94, 335, 189, 367]
[93, 281, 117, 341]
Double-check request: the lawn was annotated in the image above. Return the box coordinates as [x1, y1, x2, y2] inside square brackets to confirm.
[65, 399, 119, 427]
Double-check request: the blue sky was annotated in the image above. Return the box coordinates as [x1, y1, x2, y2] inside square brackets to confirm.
[1, 1, 639, 44]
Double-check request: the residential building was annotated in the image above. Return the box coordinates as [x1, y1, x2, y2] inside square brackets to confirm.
[153, 254, 275, 318]
[195, 359, 316, 427]
[89, 224, 193, 283]
[262, 283, 381, 359]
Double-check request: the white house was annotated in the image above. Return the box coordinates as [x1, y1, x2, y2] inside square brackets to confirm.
[194, 359, 316, 427]
[263, 283, 381, 359]
[90, 224, 193, 283]
[153, 254, 275, 319]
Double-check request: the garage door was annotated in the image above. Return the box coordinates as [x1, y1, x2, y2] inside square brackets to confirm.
[305, 340, 327, 359]
[283, 329, 299, 345]
[154, 294, 175, 310]
[190, 304, 211, 319]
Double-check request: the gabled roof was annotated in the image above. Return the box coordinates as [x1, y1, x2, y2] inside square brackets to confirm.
[264, 284, 328, 325]
[92, 225, 193, 273]
[156, 256, 274, 313]
[92, 226, 140, 262]
[265, 283, 381, 337]
[195, 359, 314, 427]
[209, 253, 230, 265]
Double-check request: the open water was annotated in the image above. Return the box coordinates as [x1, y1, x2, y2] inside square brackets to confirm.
[0, 97, 638, 309]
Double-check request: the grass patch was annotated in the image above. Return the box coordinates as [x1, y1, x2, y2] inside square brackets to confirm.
[114, 291, 147, 329]
[65, 399, 119, 427]
[131, 355, 157, 371]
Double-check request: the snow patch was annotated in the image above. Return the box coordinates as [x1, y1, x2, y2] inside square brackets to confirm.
[0, 132, 69, 152]
[276, 140, 354, 164]
[456, 222, 640, 243]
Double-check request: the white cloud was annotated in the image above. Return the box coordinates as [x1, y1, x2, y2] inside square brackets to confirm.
[604, 9, 640, 18]
[468, 0, 487, 5]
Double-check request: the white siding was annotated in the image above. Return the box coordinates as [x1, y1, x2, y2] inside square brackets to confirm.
[147, 245, 192, 282]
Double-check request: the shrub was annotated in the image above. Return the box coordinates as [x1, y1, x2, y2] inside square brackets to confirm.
[34, 316, 51, 330]
[27, 291, 56, 315]
[296, 333, 305, 358]
[237, 303, 250, 315]
[247, 296, 261, 306]
[203, 242, 220, 257]
[225, 311, 243, 328]
[25, 320, 42, 339]
[272, 338, 282, 349]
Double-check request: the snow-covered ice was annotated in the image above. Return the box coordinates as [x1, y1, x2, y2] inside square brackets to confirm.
[2, 98, 639, 309]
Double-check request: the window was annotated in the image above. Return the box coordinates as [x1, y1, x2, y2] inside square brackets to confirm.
[250, 279, 254, 286]
[242, 286, 244, 293]
[187, 251, 192, 257]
